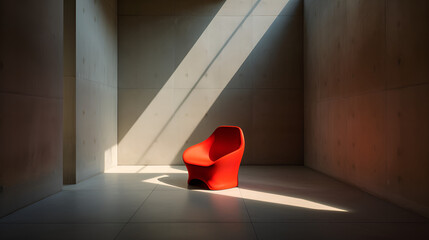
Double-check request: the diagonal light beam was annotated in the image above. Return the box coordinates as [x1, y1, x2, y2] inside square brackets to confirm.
[118, 0, 291, 164]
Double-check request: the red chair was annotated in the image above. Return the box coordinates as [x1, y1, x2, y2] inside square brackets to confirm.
[183, 126, 245, 190]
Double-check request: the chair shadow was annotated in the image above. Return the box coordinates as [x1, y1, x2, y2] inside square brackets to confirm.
[157, 175, 210, 190]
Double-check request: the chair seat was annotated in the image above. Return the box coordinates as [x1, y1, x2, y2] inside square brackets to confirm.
[183, 144, 215, 167]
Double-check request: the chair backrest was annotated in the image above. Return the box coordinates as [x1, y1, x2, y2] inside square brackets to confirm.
[209, 126, 243, 161]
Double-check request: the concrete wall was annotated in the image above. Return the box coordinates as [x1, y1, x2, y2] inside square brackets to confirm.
[118, 0, 303, 165]
[304, 0, 429, 217]
[0, 0, 63, 217]
[75, 0, 118, 182]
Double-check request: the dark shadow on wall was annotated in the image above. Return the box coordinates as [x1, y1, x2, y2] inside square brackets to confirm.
[0, 0, 64, 217]
[118, 0, 226, 142]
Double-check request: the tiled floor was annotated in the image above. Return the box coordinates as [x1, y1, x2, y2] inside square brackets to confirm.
[1, 166, 428, 240]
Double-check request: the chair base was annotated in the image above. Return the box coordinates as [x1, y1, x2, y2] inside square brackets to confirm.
[187, 178, 238, 190]
[185, 163, 239, 190]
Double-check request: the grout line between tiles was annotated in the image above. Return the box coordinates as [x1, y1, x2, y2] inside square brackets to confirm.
[113, 184, 157, 240]
[239, 187, 260, 240]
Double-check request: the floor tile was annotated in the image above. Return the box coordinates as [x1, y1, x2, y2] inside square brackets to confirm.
[238, 166, 352, 192]
[62, 173, 158, 191]
[116, 223, 257, 240]
[0, 223, 123, 240]
[131, 190, 250, 222]
[241, 183, 425, 222]
[238, 167, 426, 223]
[253, 222, 429, 240]
[0, 190, 152, 223]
